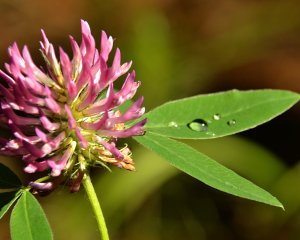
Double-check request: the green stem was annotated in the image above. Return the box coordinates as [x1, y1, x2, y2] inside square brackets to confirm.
[82, 173, 110, 240]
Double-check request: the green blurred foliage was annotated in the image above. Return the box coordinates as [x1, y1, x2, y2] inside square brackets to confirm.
[1, 0, 300, 239]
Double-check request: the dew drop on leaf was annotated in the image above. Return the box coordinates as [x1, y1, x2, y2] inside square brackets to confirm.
[227, 119, 236, 126]
[206, 131, 216, 137]
[168, 121, 178, 128]
[213, 114, 221, 120]
[187, 119, 208, 132]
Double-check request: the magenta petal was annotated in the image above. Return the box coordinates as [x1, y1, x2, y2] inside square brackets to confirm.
[69, 36, 82, 67]
[48, 132, 65, 149]
[81, 111, 109, 130]
[40, 30, 50, 51]
[111, 48, 121, 73]
[82, 84, 115, 115]
[0, 138, 27, 156]
[40, 30, 61, 79]
[0, 70, 16, 86]
[22, 46, 53, 85]
[24, 163, 38, 173]
[76, 60, 91, 91]
[80, 20, 96, 65]
[39, 110, 60, 131]
[0, 83, 15, 102]
[59, 48, 72, 79]
[114, 71, 140, 105]
[22, 75, 46, 96]
[0, 20, 147, 184]
[48, 143, 75, 176]
[107, 97, 145, 126]
[120, 61, 132, 75]
[99, 118, 147, 138]
[29, 181, 53, 190]
[1, 102, 40, 126]
[14, 76, 45, 106]
[100, 31, 113, 62]
[77, 72, 97, 110]
[22, 141, 44, 157]
[24, 161, 49, 173]
[96, 137, 123, 160]
[45, 87, 62, 114]
[65, 105, 76, 129]
[59, 48, 78, 100]
[8, 120, 40, 144]
[35, 128, 48, 142]
[8, 43, 25, 72]
[11, 97, 39, 114]
[39, 135, 65, 157]
[3, 139, 22, 150]
[75, 128, 88, 148]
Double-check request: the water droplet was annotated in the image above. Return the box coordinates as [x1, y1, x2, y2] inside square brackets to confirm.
[227, 119, 236, 126]
[168, 121, 178, 128]
[187, 119, 208, 132]
[213, 114, 221, 120]
[206, 132, 216, 137]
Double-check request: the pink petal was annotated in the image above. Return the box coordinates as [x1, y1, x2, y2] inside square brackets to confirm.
[75, 128, 88, 148]
[96, 137, 123, 160]
[0, 83, 15, 102]
[82, 84, 115, 115]
[59, 48, 77, 100]
[39, 109, 61, 131]
[48, 131, 66, 149]
[22, 140, 45, 157]
[81, 111, 108, 130]
[45, 87, 62, 114]
[48, 141, 76, 176]
[0, 70, 16, 85]
[106, 97, 145, 126]
[8, 120, 40, 144]
[114, 71, 140, 105]
[76, 60, 91, 91]
[100, 31, 113, 62]
[80, 20, 96, 65]
[69, 36, 82, 77]
[35, 128, 49, 142]
[98, 118, 147, 138]
[24, 161, 49, 173]
[65, 105, 76, 129]
[29, 181, 53, 190]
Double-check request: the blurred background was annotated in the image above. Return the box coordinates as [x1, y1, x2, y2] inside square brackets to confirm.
[1, 0, 300, 239]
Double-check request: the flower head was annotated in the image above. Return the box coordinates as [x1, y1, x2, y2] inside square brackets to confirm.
[0, 20, 146, 192]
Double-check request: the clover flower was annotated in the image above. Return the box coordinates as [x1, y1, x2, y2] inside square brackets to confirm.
[0, 20, 146, 192]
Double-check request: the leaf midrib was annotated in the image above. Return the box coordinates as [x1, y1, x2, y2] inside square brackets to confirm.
[140, 134, 281, 207]
[23, 193, 34, 240]
[145, 95, 297, 129]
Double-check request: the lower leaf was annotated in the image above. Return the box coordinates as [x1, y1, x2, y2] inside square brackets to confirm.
[134, 132, 283, 209]
[10, 191, 53, 240]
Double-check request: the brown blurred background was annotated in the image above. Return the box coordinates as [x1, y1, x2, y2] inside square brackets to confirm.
[1, 0, 300, 239]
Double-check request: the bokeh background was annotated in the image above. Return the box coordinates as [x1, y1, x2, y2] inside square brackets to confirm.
[1, 0, 300, 239]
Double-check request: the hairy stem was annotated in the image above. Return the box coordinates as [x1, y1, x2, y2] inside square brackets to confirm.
[82, 173, 109, 240]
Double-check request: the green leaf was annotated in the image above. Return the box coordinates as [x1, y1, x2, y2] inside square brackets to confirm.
[0, 163, 22, 189]
[144, 89, 300, 139]
[0, 191, 21, 219]
[134, 132, 284, 208]
[10, 191, 53, 240]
